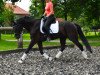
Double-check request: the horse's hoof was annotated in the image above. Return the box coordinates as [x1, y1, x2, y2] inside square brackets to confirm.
[84, 57, 89, 60]
[90, 50, 93, 53]
[82, 51, 88, 59]
[49, 57, 53, 61]
[18, 60, 23, 63]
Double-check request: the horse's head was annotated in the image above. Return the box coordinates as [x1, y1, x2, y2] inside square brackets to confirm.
[13, 20, 23, 39]
[13, 16, 38, 39]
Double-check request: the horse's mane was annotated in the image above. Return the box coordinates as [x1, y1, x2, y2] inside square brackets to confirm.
[17, 16, 40, 24]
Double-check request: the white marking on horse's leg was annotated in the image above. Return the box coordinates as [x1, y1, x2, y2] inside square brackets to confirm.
[82, 51, 88, 59]
[18, 53, 27, 63]
[55, 51, 62, 59]
[18, 59, 23, 63]
[49, 57, 53, 61]
[43, 53, 49, 59]
[43, 53, 53, 61]
[21, 53, 27, 60]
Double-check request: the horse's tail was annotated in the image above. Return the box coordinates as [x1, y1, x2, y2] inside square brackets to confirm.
[75, 23, 92, 53]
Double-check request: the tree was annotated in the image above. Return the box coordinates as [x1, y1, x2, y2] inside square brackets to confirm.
[0, 0, 14, 27]
[0, 0, 4, 26]
[30, 0, 100, 29]
[83, 0, 100, 26]
[53, 0, 68, 20]
[41, 0, 45, 13]
[2, 7, 14, 27]
[29, 0, 43, 18]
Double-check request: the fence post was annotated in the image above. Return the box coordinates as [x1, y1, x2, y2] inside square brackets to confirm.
[17, 33, 23, 49]
[0, 32, 1, 40]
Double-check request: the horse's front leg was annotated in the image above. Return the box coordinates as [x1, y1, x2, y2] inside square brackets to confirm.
[18, 38, 37, 63]
[55, 37, 66, 59]
[37, 41, 52, 61]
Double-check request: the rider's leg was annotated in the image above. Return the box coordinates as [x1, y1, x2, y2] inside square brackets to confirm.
[44, 14, 55, 41]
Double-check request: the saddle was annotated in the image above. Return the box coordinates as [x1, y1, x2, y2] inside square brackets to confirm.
[40, 18, 59, 34]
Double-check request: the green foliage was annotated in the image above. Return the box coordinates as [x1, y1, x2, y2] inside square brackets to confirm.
[84, 0, 100, 20]
[53, 0, 66, 18]
[0, 0, 4, 12]
[0, 40, 17, 51]
[0, 0, 4, 26]
[0, 0, 14, 27]
[29, 0, 43, 18]
[2, 7, 14, 27]
[29, 0, 100, 30]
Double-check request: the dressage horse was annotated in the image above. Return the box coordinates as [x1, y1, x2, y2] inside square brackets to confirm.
[13, 16, 92, 63]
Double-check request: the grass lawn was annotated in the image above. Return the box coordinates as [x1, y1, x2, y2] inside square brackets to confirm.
[0, 34, 62, 51]
[0, 32, 100, 51]
[85, 32, 100, 41]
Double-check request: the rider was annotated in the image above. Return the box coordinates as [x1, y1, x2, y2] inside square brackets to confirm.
[42, 0, 55, 41]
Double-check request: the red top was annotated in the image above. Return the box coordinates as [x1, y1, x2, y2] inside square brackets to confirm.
[45, 2, 54, 16]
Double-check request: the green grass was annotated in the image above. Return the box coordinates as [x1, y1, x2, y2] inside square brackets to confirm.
[0, 34, 62, 51]
[0, 40, 17, 51]
[89, 42, 100, 46]
[0, 32, 100, 51]
[86, 36, 100, 41]
[1, 34, 30, 40]
[85, 32, 100, 41]
[0, 40, 62, 51]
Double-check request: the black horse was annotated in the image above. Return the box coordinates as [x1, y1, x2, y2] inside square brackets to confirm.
[13, 16, 92, 63]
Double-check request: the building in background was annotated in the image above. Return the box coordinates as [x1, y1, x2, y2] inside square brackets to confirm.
[1, 0, 31, 27]
[6, 0, 31, 12]
[6, 3, 30, 19]
[5, 0, 31, 19]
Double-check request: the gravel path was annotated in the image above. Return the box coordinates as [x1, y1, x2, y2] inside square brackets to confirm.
[0, 47, 100, 75]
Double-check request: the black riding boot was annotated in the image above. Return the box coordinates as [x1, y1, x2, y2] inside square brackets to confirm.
[47, 34, 51, 41]
[43, 14, 55, 41]
[45, 28, 51, 41]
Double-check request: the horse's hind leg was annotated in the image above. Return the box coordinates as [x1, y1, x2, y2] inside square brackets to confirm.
[37, 41, 52, 61]
[55, 37, 66, 59]
[69, 35, 88, 59]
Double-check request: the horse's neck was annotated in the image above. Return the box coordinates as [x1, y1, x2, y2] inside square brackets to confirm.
[24, 19, 40, 32]
[24, 25, 32, 32]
